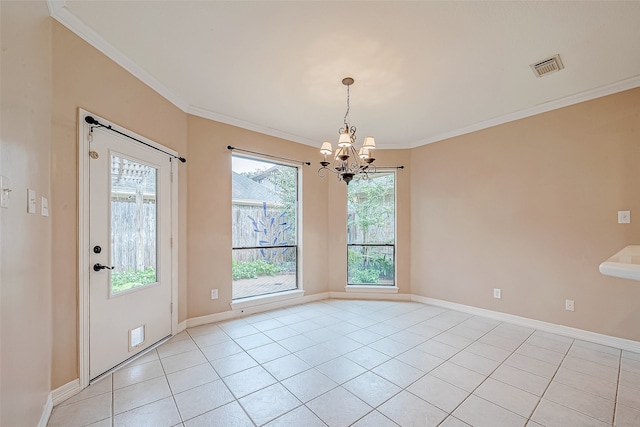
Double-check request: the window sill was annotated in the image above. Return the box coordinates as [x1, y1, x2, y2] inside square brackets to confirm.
[230, 289, 305, 310]
[345, 285, 399, 294]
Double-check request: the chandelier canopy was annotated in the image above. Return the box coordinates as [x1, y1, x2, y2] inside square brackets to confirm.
[318, 77, 376, 185]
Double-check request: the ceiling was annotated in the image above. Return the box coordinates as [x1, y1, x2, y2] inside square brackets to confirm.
[49, 1, 640, 149]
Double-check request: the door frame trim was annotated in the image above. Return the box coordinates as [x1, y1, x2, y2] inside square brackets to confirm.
[77, 108, 179, 388]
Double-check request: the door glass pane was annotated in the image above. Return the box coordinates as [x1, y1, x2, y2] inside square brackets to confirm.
[111, 154, 158, 295]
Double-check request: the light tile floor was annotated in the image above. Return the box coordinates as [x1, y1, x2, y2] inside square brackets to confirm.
[48, 299, 640, 427]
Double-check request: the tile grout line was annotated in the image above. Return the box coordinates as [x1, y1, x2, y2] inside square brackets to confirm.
[520, 335, 574, 425]
[528, 339, 624, 425]
[367, 308, 503, 425]
[345, 310, 500, 426]
[411, 319, 506, 426]
[295, 302, 415, 426]
[251, 303, 426, 426]
[432, 322, 538, 426]
[111, 372, 115, 427]
[159, 345, 189, 427]
[549, 343, 622, 425]
[612, 350, 623, 426]
[224, 329, 276, 426]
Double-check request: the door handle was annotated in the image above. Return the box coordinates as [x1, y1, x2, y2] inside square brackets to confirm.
[93, 263, 114, 272]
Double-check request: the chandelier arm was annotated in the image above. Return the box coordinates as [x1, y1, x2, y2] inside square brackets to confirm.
[348, 159, 361, 174]
[317, 165, 338, 178]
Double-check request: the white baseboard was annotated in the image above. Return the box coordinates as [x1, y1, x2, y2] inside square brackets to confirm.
[52, 378, 82, 406]
[38, 393, 53, 427]
[329, 291, 412, 301]
[176, 320, 187, 334]
[417, 296, 640, 354]
[39, 379, 81, 427]
[186, 292, 329, 328]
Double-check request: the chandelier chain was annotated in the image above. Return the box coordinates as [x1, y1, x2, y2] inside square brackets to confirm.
[343, 84, 350, 128]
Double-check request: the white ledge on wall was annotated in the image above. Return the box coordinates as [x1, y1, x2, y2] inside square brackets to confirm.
[345, 285, 399, 294]
[599, 245, 640, 281]
[230, 289, 305, 311]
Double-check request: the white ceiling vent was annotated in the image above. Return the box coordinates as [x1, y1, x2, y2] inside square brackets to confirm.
[530, 54, 564, 78]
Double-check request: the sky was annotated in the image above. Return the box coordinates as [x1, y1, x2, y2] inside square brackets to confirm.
[231, 155, 274, 173]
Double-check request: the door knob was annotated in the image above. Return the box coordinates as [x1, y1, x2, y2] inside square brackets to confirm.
[93, 263, 114, 272]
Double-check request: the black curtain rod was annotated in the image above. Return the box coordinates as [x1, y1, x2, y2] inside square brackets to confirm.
[227, 146, 311, 166]
[375, 166, 405, 170]
[85, 116, 186, 163]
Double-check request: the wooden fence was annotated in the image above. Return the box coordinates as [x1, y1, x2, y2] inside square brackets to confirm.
[232, 201, 296, 263]
[111, 198, 157, 271]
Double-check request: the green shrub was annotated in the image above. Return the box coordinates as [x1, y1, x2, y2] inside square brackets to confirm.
[112, 267, 156, 292]
[232, 259, 282, 280]
[351, 268, 380, 284]
[347, 249, 362, 265]
[373, 254, 394, 280]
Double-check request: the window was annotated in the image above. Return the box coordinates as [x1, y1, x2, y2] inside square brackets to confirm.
[232, 155, 298, 299]
[347, 172, 395, 286]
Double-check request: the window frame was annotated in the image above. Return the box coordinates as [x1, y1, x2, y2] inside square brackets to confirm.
[346, 170, 397, 287]
[231, 154, 301, 301]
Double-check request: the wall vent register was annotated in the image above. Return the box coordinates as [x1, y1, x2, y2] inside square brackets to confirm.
[530, 54, 564, 78]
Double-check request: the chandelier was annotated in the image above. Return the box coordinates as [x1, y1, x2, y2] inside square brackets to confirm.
[318, 77, 376, 185]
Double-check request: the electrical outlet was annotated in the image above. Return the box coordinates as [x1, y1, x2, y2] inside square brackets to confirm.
[493, 288, 501, 299]
[565, 299, 574, 312]
[211, 289, 219, 300]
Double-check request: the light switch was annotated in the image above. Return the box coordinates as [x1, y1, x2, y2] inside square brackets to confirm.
[27, 189, 36, 214]
[0, 175, 11, 209]
[618, 210, 631, 224]
[41, 196, 49, 217]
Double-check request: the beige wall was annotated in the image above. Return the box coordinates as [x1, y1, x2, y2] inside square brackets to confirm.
[410, 87, 640, 341]
[51, 22, 188, 388]
[186, 116, 330, 318]
[0, 1, 53, 425]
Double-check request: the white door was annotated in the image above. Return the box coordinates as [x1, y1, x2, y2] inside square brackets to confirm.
[88, 126, 173, 380]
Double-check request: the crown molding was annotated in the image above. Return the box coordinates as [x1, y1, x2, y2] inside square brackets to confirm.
[47, 0, 190, 112]
[411, 74, 640, 148]
[187, 106, 319, 147]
